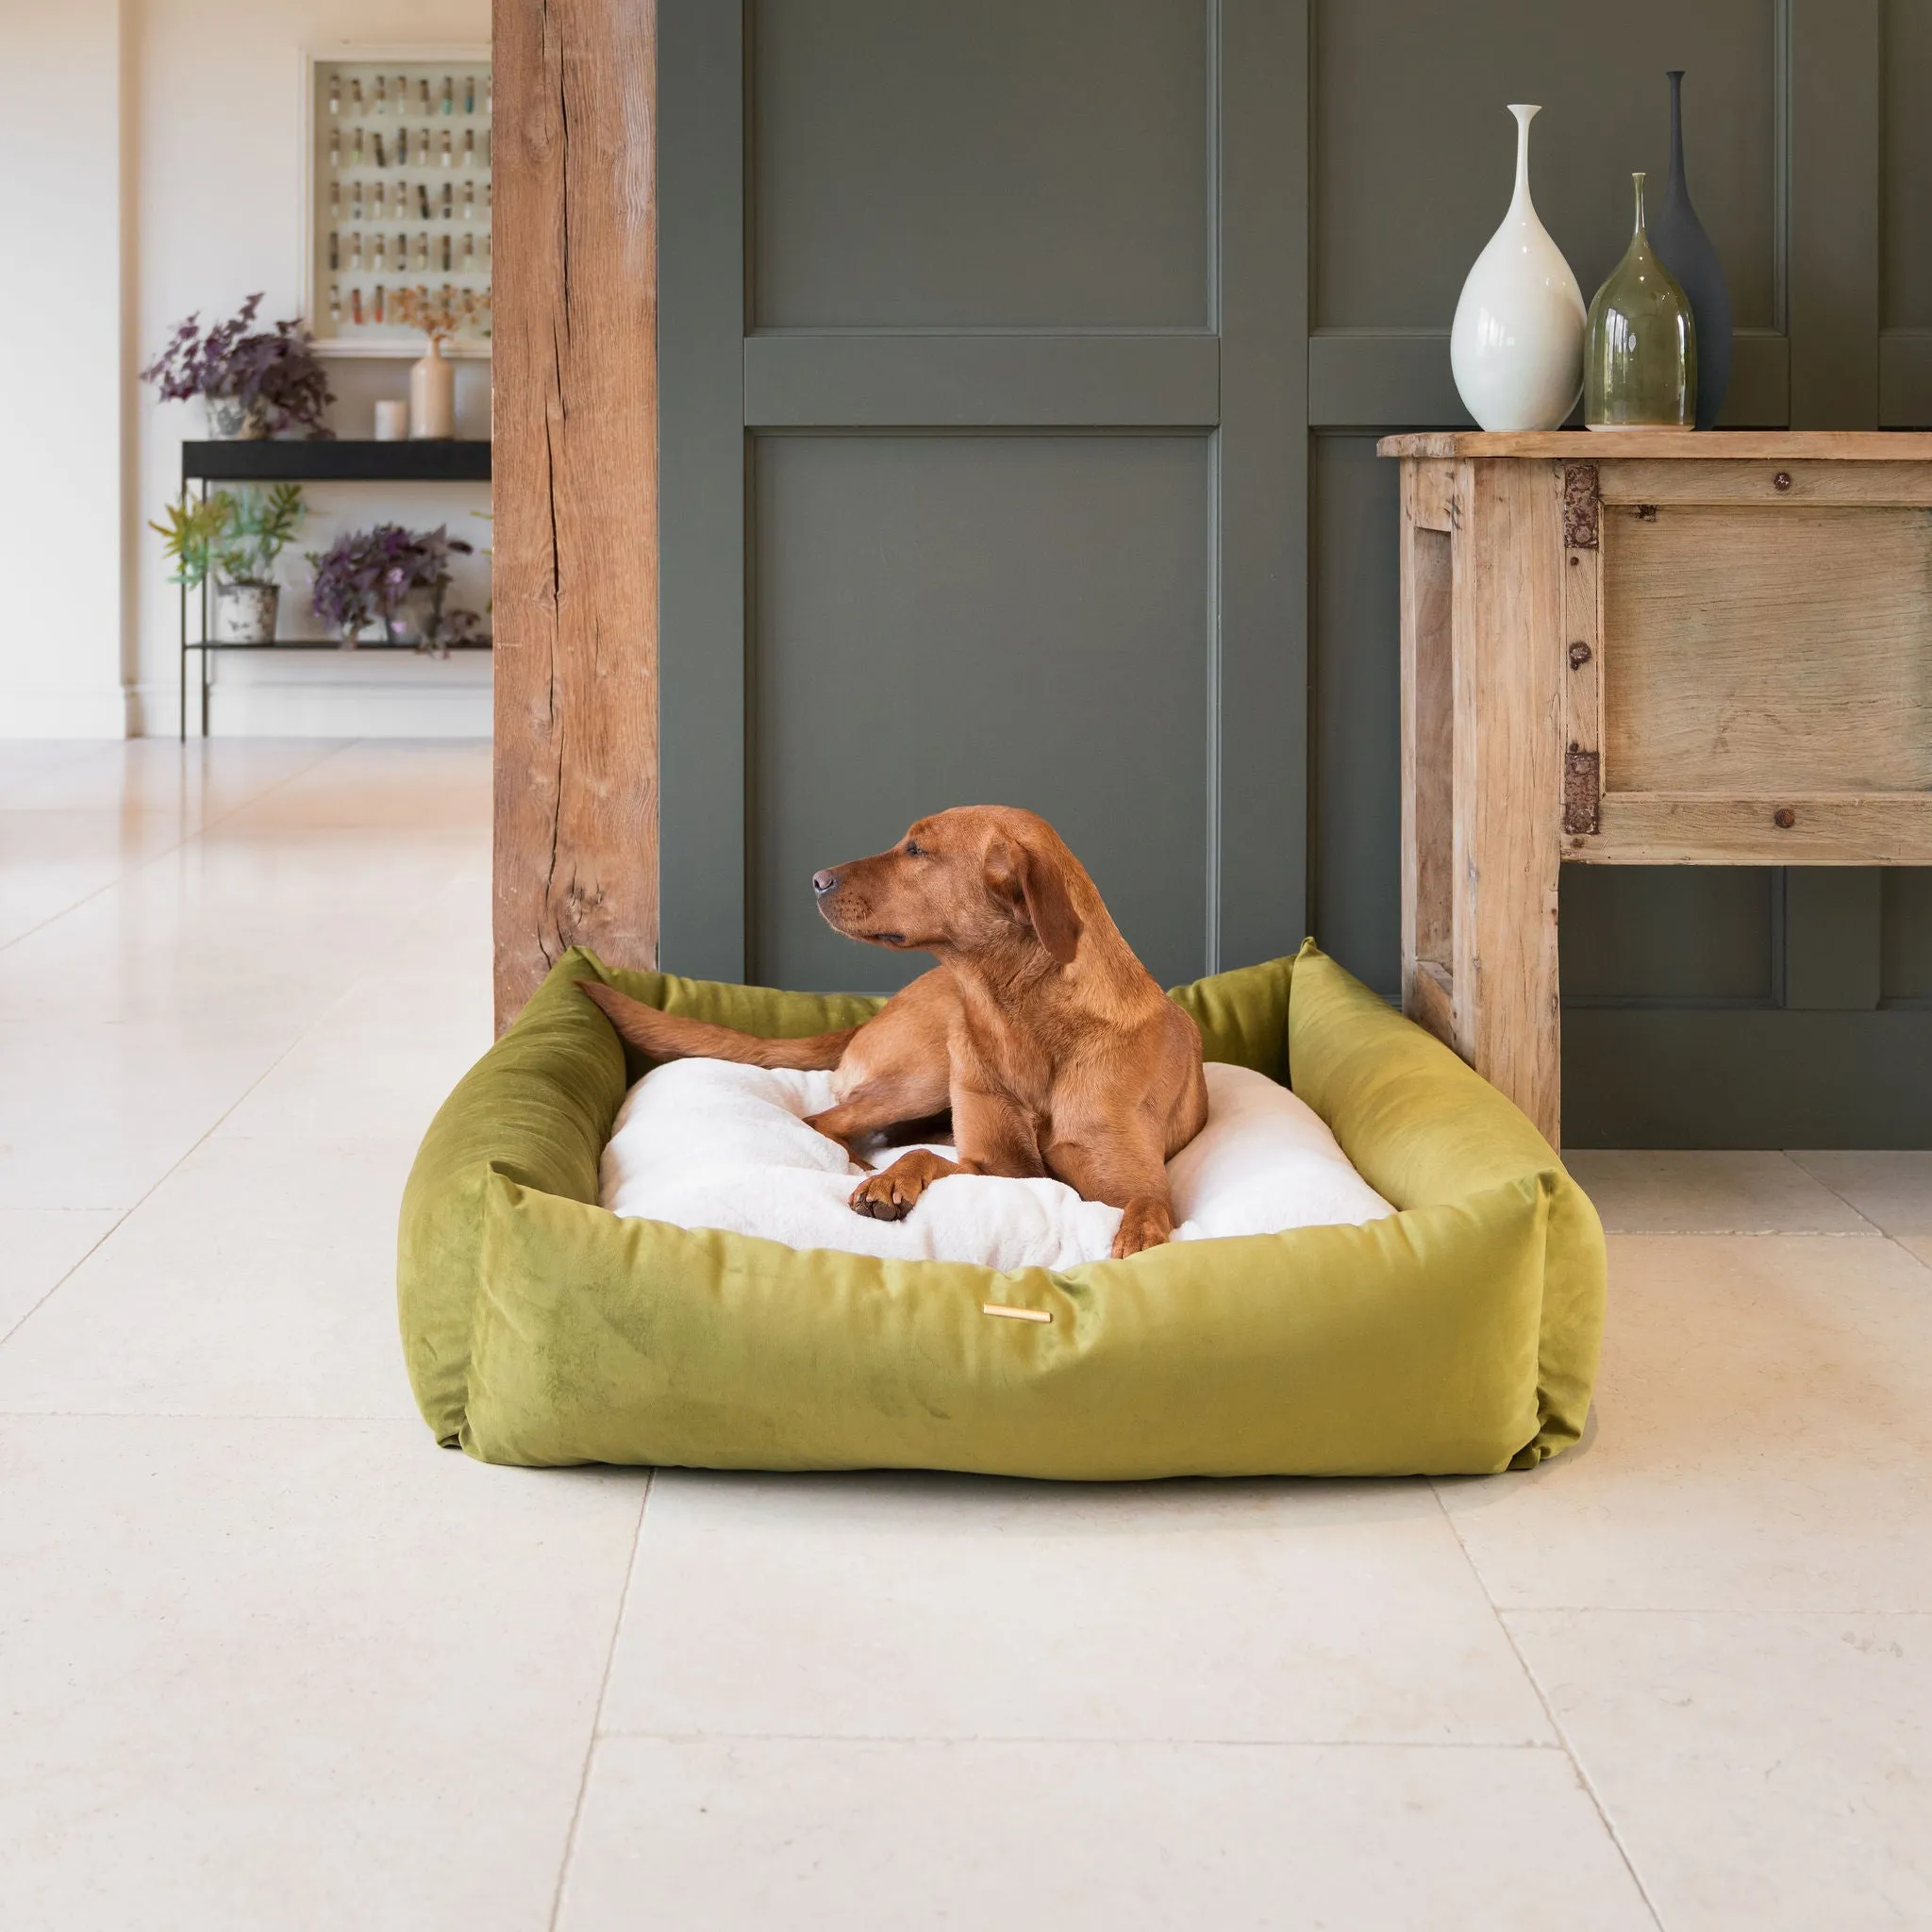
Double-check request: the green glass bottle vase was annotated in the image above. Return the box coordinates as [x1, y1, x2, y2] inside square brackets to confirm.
[1585, 172, 1697, 429]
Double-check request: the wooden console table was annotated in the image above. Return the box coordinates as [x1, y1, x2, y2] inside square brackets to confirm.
[1379, 431, 1932, 1148]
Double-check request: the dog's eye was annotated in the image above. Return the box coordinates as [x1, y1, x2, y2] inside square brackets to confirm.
[903, 840, 926, 858]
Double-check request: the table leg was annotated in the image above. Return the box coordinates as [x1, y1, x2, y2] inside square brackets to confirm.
[1450, 458, 1564, 1147]
[1400, 463, 1457, 1051]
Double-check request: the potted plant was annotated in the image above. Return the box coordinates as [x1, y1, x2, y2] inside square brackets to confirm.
[308, 523, 481, 654]
[141, 293, 335, 440]
[150, 484, 307, 644]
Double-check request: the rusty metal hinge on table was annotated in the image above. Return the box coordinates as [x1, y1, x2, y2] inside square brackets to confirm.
[1563, 746, 1601, 835]
[1563, 463, 1599, 548]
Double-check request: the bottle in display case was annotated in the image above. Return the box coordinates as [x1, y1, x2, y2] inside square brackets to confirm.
[310, 53, 491, 350]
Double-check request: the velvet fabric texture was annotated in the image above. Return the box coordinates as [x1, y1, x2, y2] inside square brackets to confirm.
[397, 944, 1605, 1476]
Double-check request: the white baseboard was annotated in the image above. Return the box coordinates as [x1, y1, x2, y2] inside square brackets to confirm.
[0, 686, 136, 738]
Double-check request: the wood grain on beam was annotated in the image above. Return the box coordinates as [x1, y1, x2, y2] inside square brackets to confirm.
[491, 0, 659, 1028]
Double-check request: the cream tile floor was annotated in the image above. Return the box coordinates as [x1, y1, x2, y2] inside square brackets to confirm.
[1, 741, 1928, 1932]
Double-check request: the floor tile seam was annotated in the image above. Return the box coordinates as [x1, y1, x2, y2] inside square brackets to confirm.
[549, 1471, 653, 1932]
[1494, 1605, 1932, 1620]
[0, 1010, 335, 1351]
[277, 835, 497, 1039]
[585, 1729, 1571, 1751]
[1783, 1148, 1903, 1236]
[0, 742, 123, 808]
[0, 1213, 134, 1355]
[0, 1407, 423, 1422]
[1601, 1227, 1890, 1239]
[1428, 1481, 1670, 1932]
[1885, 1233, 1932, 1272]
[0, 741, 348, 958]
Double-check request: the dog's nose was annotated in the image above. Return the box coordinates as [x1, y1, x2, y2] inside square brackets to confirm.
[812, 869, 838, 898]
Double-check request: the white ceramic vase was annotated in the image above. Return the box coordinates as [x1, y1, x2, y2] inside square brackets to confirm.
[1449, 105, 1585, 432]
[409, 335, 456, 441]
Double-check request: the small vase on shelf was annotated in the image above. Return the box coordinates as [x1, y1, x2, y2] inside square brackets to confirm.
[1449, 104, 1586, 432]
[1648, 70, 1731, 429]
[1585, 172, 1696, 431]
[409, 335, 456, 440]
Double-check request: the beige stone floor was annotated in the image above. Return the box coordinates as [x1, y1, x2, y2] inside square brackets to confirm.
[1, 740, 1928, 1931]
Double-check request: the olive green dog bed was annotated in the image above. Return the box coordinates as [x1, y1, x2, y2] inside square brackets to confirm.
[397, 942, 1604, 1476]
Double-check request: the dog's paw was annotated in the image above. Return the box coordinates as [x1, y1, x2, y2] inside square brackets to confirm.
[847, 1169, 927, 1221]
[1110, 1196, 1174, 1259]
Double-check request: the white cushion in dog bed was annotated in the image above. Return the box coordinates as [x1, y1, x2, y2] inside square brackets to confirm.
[600, 1058, 1393, 1268]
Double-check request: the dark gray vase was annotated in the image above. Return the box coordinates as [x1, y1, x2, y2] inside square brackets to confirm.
[1649, 69, 1731, 429]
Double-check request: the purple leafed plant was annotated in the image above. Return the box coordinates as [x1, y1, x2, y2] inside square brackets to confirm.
[308, 524, 479, 651]
[141, 292, 335, 437]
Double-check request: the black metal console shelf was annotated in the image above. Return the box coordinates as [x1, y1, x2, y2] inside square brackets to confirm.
[181, 439, 491, 483]
[176, 440, 492, 737]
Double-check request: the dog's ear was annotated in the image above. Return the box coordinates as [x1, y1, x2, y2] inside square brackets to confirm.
[988, 836, 1082, 965]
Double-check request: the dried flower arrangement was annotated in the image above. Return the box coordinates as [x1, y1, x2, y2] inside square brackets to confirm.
[141, 293, 335, 438]
[307, 524, 482, 654]
[392, 283, 492, 342]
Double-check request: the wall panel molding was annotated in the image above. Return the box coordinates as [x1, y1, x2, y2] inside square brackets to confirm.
[743, 332, 1221, 428]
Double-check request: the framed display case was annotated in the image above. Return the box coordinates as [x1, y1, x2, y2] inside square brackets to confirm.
[301, 46, 492, 357]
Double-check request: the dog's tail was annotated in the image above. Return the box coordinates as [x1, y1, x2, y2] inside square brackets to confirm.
[575, 979, 859, 1071]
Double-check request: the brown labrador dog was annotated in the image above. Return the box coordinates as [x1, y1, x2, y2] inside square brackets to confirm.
[579, 807, 1208, 1257]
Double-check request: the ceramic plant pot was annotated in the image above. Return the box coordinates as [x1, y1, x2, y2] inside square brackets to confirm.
[210, 580, 278, 643]
[1648, 69, 1731, 429]
[205, 394, 271, 441]
[1449, 104, 1587, 432]
[1586, 172, 1697, 430]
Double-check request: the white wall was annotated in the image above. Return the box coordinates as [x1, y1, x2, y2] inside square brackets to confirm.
[0, 0, 494, 738]
[136, 0, 492, 737]
[0, 0, 132, 735]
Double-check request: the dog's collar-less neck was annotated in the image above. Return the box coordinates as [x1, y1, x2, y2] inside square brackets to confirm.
[941, 916, 1157, 1017]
